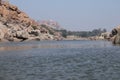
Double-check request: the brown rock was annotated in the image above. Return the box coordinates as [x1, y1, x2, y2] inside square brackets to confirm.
[9, 4, 18, 11]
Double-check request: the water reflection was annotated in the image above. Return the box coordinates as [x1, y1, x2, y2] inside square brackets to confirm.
[0, 40, 113, 51]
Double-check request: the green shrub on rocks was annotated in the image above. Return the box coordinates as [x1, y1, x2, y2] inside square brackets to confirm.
[41, 24, 54, 35]
[32, 25, 38, 30]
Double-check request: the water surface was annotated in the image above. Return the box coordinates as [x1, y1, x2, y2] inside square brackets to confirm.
[0, 40, 120, 80]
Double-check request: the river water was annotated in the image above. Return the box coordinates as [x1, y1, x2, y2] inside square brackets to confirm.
[0, 40, 120, 80]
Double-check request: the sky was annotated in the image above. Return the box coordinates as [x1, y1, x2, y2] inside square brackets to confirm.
[10, 0, 120, 31]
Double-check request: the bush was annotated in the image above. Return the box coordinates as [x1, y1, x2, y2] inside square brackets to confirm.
[41, 24, 54, 35]
[32, 25, 38, 30]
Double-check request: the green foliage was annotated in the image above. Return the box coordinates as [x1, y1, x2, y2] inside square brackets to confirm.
[41, 24, 54, 35]
[48, 29, 54, 35]
[40, 24, 46, 28]
[32, 25, 38, 30]
[40, 24, 107, 38]
[56, 29, 67, 38]
[67, 28, 107, 37]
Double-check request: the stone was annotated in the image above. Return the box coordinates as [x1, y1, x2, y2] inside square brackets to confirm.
[9, 4, 18, 11]
[0, 29, 4, 40]
[29, 30, 41, 36]
[111, 26, 120, 44]
[16, 30, 29, 40]
[99, 32, 111, 40]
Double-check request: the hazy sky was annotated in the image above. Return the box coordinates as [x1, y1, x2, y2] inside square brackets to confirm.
[10, 0, 120, 31]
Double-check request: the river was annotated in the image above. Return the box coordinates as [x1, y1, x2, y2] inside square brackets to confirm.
[0, 40, 120, 80]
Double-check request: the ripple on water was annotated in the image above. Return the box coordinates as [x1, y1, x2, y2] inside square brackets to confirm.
[0, 41, 120, 80]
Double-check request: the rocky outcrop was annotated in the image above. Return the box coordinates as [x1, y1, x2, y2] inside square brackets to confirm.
[0, 1, 32, 26]
[110, 26, 120, 44]
[98, 32, 111, 40]
[0, 1, 62, 42]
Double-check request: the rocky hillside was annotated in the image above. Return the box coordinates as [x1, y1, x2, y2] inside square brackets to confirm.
[0, 1, 62, 42]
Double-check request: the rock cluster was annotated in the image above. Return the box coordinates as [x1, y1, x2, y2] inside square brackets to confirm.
[0, 1, 62, 42]
[110, 26, 120, 44]
[98, 32, 111, 40]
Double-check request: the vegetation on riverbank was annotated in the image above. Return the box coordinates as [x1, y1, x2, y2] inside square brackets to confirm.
[57, 28, 107, 38]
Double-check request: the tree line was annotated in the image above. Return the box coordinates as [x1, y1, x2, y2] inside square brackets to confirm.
[57, 28, 107, 38]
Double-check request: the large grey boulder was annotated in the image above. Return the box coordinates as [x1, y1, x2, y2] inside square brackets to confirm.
[16, 30, 29, 40]
[111, 26, 120, 44]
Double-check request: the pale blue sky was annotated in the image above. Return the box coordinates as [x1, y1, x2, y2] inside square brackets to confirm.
[10, 0, 120, 31]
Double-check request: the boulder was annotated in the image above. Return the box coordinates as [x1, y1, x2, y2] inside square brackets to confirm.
[16, 30, 29, 40]
[9, 4, 18, 11]
[111, 26, 120, 44]
[99, 32, 111, 40]
[0, 29, 4, 40]
[0, 22, 9, 40]
[0, 5, 9, 18]
[29, 30, 41, 36]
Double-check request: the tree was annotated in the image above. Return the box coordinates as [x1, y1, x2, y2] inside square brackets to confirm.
[102, 28, 107, 33]
[58, 29, 67, 38]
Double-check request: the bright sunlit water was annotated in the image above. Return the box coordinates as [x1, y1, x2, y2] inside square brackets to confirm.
[0, 40, 120, 80]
